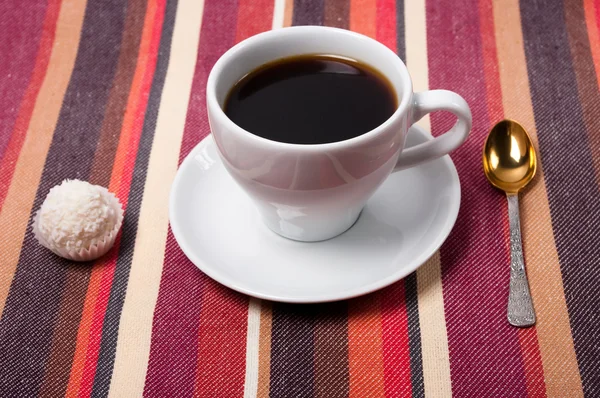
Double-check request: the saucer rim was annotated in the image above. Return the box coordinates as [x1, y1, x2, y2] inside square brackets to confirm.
[169, 125, 461, 303]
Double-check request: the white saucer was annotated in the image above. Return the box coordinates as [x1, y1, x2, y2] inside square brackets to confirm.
[169, 125, 461, 303]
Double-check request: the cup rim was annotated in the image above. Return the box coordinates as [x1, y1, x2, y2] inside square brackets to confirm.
[206, 25, 413, 151]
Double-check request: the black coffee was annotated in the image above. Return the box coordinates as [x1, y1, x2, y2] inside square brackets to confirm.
[224, 55, 397, 145]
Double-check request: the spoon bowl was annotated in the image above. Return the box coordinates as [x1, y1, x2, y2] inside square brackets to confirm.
[483, 119, 536, 194]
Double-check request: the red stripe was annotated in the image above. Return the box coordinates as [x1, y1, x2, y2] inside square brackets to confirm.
[145, 0, 244, 396]
[478, 0, 503, 122]
[426, 0, 529, 396]
[377, 5, 409, 392]
[518, 328, 547, 397]
[74, 1, 168, 395]
[376, 0, 397, 51]
[0, 0, 61, 210]
[381, 283, 412, 397]
[235, 0, 274, 42]
[193, 279, 249, 397]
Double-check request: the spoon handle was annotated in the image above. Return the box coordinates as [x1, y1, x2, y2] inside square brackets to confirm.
[506, 193, 536, 327]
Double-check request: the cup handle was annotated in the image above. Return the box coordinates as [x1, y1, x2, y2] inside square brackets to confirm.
[393, 90, 472, 172]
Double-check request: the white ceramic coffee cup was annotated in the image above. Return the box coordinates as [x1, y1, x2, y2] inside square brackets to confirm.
[207, 26, 471, 242]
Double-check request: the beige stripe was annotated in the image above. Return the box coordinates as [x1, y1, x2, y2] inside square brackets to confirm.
[405, 1, 452, 396]
[416, 253, 452, 398]
[243, 299, 262, 398]
[107, 0, 205, 396]
[272, 0, 285, 30]
[492, 1, 583, 397]
[256, 301, 272, 398]
[0, 0, 87, 316]
[404, 0, 430, 131]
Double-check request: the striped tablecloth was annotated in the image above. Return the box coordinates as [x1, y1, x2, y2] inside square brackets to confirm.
[1, 0, 598, 396]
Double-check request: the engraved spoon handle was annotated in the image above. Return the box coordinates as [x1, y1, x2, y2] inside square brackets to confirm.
[506, 193, 536, 327]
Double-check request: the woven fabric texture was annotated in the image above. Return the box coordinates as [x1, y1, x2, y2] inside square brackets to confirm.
[0, 0, 598, 396]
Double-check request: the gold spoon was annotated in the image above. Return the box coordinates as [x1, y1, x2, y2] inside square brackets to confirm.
[483, 119, 536, 327]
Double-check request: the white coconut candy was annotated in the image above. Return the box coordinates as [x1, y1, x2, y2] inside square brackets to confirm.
[33, 179, 123, 261]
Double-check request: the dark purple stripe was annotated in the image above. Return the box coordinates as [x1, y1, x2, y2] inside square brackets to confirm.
[270, 304, 317, 398]
[520, 0, 600, 393]
[0, 1, 129, 396]
[0, 0, 48, 160]
[405, 273, 424, 398]
[396, 0, 405, 61]
[396, 5, 422, 395]
[90, 0, 179, 395]
[293, 0, 325, 26]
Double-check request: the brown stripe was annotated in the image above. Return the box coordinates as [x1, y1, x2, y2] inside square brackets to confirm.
[564, 0, 600, 181]
[37, 1, 148, 395]
[257, 301, 273, 398]
[314, 302, 349, 398]
[324, 0, 349, 28]
[492, 0, 583, 395]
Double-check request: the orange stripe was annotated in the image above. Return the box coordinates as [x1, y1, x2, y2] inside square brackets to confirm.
[76, 246, 120, 397]
[350, 0, 376, 39]
[584, 0, 600, 87]
[0, 0, 62, 210]
[491, 0, 583, 396]
[62, 0, 160, 395]
[283, 0, 293, 27]
[63, 266, 104, 398]
[257, 301, 273, 398]
[348, 294, 384, 398]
